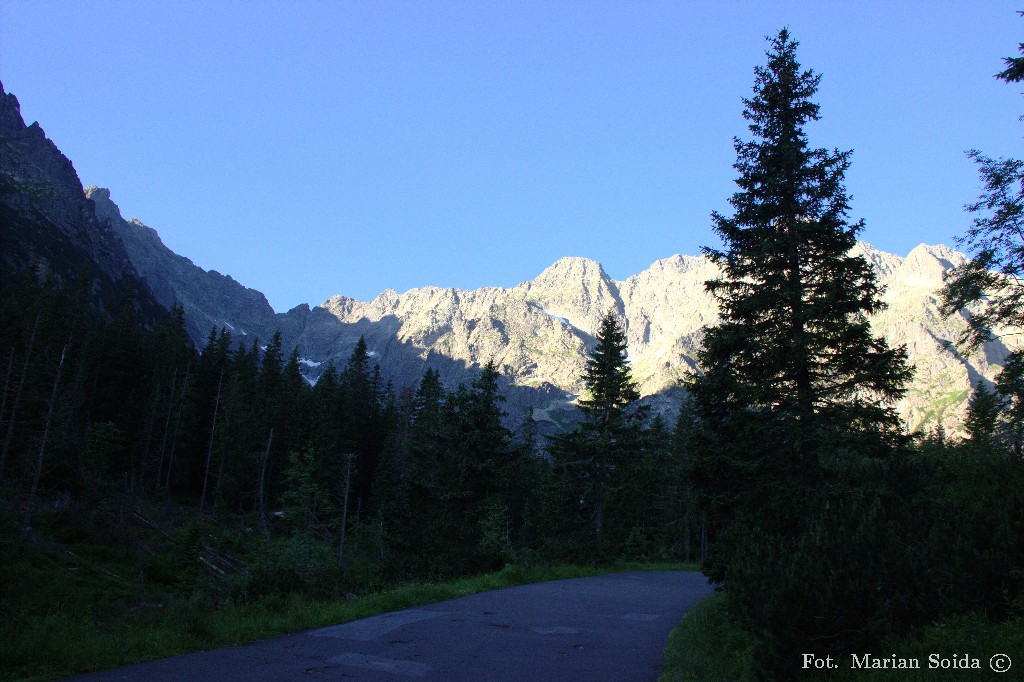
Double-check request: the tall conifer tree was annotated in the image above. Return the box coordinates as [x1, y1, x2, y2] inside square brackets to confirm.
[692, 29, 911, 485]
[549, 311, 641, 559]
[579, 312, 640, 431]
[689, 29, 913, 667]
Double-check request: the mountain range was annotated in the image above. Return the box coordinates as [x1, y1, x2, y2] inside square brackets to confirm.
[88, 184, 1011, 435]
[2, 79, 1011, 435]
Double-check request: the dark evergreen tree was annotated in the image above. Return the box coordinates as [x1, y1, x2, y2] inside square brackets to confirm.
[270, 347, 311, 477]
[579, 312, 640, 428]
[340, 337, 383, 507]
[210, 340, 261, 514]
[940, 27, 1024, 452]
[671, 402, 704, 562]
[694, 30, 910, 470]
[548, 311, 642, 560]
[964, 381, 1004, 450]
[995, 351, 1024, 455]
[457, 360, 512, 501]
[260, 332, 284, 402]
[455, 360, 524, 567]
[688, 29, 913, 669]
[147, 305, 197, 494]
[401, 367, 474, 576]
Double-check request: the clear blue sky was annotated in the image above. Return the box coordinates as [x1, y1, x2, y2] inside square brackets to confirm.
[1, 1, 1021, 312]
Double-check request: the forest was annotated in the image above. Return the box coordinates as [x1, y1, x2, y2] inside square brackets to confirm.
[4, 24, 1024, 682]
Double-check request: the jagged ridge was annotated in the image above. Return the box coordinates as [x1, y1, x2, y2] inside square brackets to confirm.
[90, 182, 1013, 434]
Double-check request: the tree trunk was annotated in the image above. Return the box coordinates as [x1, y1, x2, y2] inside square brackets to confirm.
[163, 365, 190, 492]
[257, 429, 273, 536]
[0, 313, 39, 483]
[152, 368, 178, 493]
[338, 453, 354, 569]
[22, 342, 67, 539]
[136, 380, 162, 495]
[0, 347, 15, 447]
[700, 511, 708, 562]
[199, 368, 224, 515]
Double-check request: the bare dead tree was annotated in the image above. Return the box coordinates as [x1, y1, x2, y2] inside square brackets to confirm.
[257, 428, 273, 536]
[199, 367, 224, 515]
[0, 312, 39, 483]
[163, 364, 191, 492]
[22, 342, 68, 539]
[338, 452, 355, 569]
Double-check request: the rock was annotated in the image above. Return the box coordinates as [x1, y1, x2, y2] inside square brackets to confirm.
[0, 81, 160, 322]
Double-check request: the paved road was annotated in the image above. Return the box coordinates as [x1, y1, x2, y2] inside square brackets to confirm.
[66, 571, 712, 681]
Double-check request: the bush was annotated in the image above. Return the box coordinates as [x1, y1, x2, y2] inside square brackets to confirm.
[237, 535, 340, 602]
[701, 442, 1024, 676]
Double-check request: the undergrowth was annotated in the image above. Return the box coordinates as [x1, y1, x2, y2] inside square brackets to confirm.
[659, 591, 1024, 682]
[0, 505, 694, 681]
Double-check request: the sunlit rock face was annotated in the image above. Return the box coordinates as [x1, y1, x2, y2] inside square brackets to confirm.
[315, 240, 1015, 435]
[97, 177, 1008, 435]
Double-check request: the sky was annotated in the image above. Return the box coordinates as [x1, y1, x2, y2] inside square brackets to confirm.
[1, 1, 1022, 313]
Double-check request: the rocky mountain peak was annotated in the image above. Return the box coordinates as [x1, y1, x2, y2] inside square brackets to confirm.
[85, 186, 122, 223]
[537, 255, 606, 277]
[891, 243, 961, 291]
[0, 81, 25, 133]
[520, 256, 623, 333]
[0, 84, 161, 321]
[851, 241, 903, 283]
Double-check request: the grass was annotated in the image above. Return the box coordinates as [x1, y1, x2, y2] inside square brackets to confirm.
[658, 591, 1024, 682]
[2, 557, 696, 682]
[659, 591, 756, 682]
[820, 613, 1024, 681]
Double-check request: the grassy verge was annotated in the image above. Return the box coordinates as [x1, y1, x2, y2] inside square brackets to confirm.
[3, 560, 696, 682]
[659, 591, 1024, 681]
[659, 591, 756, 682]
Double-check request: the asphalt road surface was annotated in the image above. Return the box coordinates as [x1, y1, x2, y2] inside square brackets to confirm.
[65, 571, 712, 681]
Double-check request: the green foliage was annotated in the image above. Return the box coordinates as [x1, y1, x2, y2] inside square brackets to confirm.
[239, 535, 341, 601]
[279, 447, 336, 534]
[476, 499, 515, 565]
[1, 507, 691, 682]
[659, 592, 756, 682]
[83, 421, 127, 487]
[660, 594, 1024, 682]
[964, 380, 1004, 448]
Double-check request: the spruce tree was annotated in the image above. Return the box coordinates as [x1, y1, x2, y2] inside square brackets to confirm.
[579, 311, 640, 430]
[549, 311, 641, 559]
[340, 336, 382, 505]
[964, 381, 1004, 450]
[458, 360, 512, 498]
[689, 29, 913, 668]
[693, 28, 910, 483]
